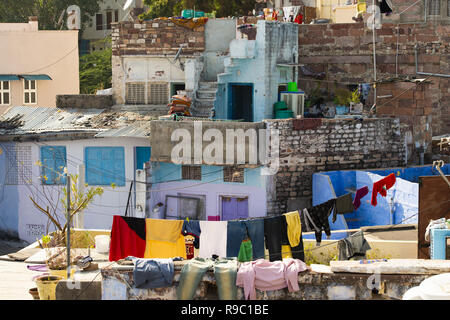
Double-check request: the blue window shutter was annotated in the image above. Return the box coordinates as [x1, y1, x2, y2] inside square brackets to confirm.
[85, 147, 125, 186]
[40, 146, 67, 185]
[136, 147, 151, 170]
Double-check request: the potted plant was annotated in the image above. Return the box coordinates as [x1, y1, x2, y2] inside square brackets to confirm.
[349, 88, 363, 114]
[30, 171, 104, 280]
[333, 88, 351, 115]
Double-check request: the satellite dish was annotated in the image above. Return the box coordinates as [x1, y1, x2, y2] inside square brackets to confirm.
[123, 0, 134, 10]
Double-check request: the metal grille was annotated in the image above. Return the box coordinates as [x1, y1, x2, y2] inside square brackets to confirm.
[126, 82, 146, 104]
[428, 0, 441, 15]
[148, 83, 169, 105]
[181, 165, 202, 181]
[223, 166, 245, 183]
[5, 145, 32, 185]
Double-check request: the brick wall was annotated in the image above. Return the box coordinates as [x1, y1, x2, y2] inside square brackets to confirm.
[298, 21, 450, 160]
[111, 19, 205, 56]
[264, 118, 405, 215]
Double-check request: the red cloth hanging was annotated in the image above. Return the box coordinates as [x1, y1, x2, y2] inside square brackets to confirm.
[371, 173, 396, 206]
[109, 216, 147, 262]
[294, 14, 303, 24]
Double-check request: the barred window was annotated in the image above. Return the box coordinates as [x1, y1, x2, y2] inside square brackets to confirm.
[126, 82, 146, 104]
[148, 82, 169, 105]
[5, 145, 32, 185]
[428, 0, 441, 15]
[223, 166, 245, 183]
[181, 165, 202, 181]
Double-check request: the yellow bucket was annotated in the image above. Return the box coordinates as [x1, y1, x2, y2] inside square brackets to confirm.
[35, 276, 62, 300]
[49, 268, 75, 280]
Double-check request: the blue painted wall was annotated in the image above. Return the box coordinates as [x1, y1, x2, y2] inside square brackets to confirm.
[311, 164, 449, 235]
[0, 142, 19, 237]
[151, 162, 265, 187]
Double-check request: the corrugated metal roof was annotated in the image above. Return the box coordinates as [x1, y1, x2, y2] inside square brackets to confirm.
[0, 106, 105, 135]
[95, 121, 151, 138]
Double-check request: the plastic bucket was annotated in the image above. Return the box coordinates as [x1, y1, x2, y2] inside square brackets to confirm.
[274, 101, 288, 111]
[35, 276, 62, 300]
[275, 110, 294, 119]
[95, 235, 110, 253]
[287, 82, 298, 92]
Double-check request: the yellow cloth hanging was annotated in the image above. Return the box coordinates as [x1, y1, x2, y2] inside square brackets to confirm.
[283, 211, 302, 248]
[281, 245, 293, 259]
[144, 219, 187, 259]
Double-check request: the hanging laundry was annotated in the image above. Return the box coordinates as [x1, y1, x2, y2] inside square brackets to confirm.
[337, 231, 371, 261]
[199, 221, 228, 259]
[182, 220, 201, 249]
[371, 173, 396, 206]
[237, 239, 253, 262]
[109, 216, 146, 262]
[353, 186, 370, 210]
[333, 193, 355, 223]
[283, 211, 302, 247]
[144, 219, 186, 259]
[283, 6, 302, 22]
[307, 199, 336, 245]
[226, 219, 265, 260]
[131, 257, 174, 289]
[236, 258, 307, 300]
[281, 213, 305, 262]
[177, 257, 238, 300]
[264, 216, 285, 262]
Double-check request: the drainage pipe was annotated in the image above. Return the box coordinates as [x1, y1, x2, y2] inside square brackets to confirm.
[415, 44, 450, 78]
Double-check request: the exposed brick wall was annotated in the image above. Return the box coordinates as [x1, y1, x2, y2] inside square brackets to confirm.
[111, 20, 205, 56]
[265, 118, 405, 215]
[298, 21, 450, 161]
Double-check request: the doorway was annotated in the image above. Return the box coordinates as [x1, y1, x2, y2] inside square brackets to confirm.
[229, 84, 253, 122]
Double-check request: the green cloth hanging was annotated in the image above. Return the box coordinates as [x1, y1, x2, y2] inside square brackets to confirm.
[237, 240, 253, 262]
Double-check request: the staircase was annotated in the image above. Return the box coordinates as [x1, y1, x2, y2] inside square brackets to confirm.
[191, 81, 218, 118]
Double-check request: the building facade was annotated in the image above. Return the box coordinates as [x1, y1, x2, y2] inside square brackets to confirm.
[0, 17, 79, 114]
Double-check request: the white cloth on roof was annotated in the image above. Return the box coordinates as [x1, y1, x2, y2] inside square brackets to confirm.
[283, 6, 302, 21]
[199, 221, 228, 259]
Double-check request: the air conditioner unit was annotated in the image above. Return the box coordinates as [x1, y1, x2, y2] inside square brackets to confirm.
[280, 91, 305, 117]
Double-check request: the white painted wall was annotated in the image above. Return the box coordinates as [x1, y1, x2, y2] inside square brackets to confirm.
[0, 137, 150, 243]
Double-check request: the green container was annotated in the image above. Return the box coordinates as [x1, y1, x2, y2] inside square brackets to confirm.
[275, 110, 294, 119]
[194, 11, 205, 18]
[274, 101, 288, 111]
[182, 9, 194, 19]
[287, 82, 298, 92]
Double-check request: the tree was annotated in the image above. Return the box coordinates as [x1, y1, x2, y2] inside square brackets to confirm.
[140, 0, 257, 19]
[0, 0, 101, 32]
[79, 41, 112, 94]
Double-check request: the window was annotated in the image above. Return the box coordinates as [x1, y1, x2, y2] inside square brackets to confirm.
[24, 80, 36, 104]
[171, 83, 186, 96]
[106, 11, 112, 30]
[85, 147, 125, 186]
[126, 82, 146, 104]
[96, 13, 103, 30]
[427, 0, 450, 17]
[115, 10, 119, 22]
[5, 145, 32, 185]
[148, 83, 169, 105]
[428, 0, 441, 15]
[0, 81, 10, 105]
[223, 166, 245, 183]
[125, 82, 169, 105]
[40, 146, 67, 185]
[181, 165, 202, 180]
